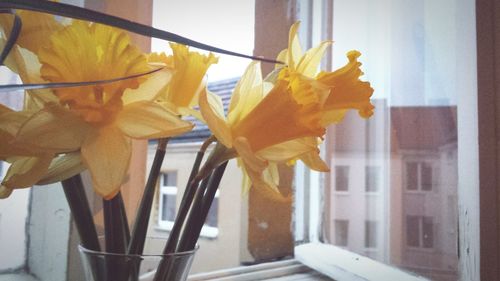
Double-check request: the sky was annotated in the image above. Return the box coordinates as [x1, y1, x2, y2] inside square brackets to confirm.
[151, 0, 255, 82]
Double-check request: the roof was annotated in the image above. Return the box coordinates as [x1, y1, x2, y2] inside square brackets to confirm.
[390, 106, 457, 150]
[331, 101, 457, 153]
[169, 77, 238, 143]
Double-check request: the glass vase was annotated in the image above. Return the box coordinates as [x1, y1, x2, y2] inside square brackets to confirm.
[78, 244, 198, 281]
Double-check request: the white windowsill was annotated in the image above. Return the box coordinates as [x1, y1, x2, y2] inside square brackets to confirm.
[0, 273, 38, 281]
[295, 243, 430, 281]
[155, 225, 219, 239]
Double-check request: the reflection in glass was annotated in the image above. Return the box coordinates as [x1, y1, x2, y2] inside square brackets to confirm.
[323, 0, 469, 280]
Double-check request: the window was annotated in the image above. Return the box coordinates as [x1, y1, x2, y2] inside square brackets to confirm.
[365, 166, 380, 192]
[334, 220, 349, 247]
[334, 166, 349, 192]
[157, 171, 219, 237]
[406, 216, 434, 249]
[406, 162, 433, 191]
[158, 171, 177, 229]
[365, 220, 378, 248]
[319, 0, 467, 280]
[199, 190, 219, 237]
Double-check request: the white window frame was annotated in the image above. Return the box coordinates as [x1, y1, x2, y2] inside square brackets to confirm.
[157, 171, 219, 238]
[157, 172, 177, 230]
[2, 0, 498, 280]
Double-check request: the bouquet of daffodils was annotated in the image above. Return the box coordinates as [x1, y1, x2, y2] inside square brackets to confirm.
[0, 1, 373, 280]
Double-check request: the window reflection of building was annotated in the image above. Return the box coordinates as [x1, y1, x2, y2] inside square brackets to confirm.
[335, 166, 350, 192]
[326, 101, 458, 281]
[334, 220, 349, 247]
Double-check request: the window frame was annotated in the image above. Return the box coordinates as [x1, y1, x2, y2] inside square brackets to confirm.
[2, 0, 498, 280]
[157, 171, 178, 230]
[157, 171, 219, 238]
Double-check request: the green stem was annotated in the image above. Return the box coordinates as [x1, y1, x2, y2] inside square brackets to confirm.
[128, 138, 169, 255]
[61, 174, 100, 251]
[178, 161, 228, 252]
[103, 192, 128, 254]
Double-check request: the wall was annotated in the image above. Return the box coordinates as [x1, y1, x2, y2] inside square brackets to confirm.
[144, 142, 244, 274]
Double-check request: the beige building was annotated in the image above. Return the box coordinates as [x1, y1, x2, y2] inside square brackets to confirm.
[325, 100, 458, 281]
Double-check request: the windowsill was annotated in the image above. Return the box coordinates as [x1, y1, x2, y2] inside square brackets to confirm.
[0, 273, 38, 281]
[155, 225, 219, 239]
[295, 243, 430, 281]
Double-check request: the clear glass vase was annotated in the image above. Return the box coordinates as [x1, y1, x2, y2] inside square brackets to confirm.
[78, 245, 198, 281]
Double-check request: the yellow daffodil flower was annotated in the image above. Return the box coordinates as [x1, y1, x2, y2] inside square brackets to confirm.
[317, 51, 375, 122]
[0, 7, 63, 55]
[277, 22, 374, 170]
[148, 43, 218, 116]
[199, 62, 328, 199]
[10, 21, 193, 199]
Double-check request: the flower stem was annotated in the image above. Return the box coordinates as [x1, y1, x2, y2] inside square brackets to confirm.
[128, 138, 169, 255]
[61, 174, 100, 251]
[178, 161, 228, 252]
[103, 192, 129, 254]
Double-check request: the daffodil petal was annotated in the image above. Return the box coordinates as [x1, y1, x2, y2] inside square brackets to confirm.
[16, 103, 89, 151]
[0, 185, 13, 199]
[288, 21, 303, 70]
[37, 152, 85, 185]
[81, 127, 131, 200]
[233, 137, 267, 173]
[227, 61, 263, 125]
[257, 138, 318, 162]
[299, 150, 330, 172]
[321, 109, 348, 125]
[2, 154, 53, 189]
[177, 106, 203, 121]
[0, 104, 12, 114]
[122, 70, 172, 104]
[0, 9, 63, 55]
[116, 101, 193, 139]
[296, 40, 332, 77]
[199, 88, 232, 148]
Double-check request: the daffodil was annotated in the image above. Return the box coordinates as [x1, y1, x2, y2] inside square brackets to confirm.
[316, 51, 374, 122]
[276, 22, 374, 169]
[199, 62, 328, 199]
[11, 21, 193, 199]
[0, 7, 63, 55]
[148, 43, 218, 116]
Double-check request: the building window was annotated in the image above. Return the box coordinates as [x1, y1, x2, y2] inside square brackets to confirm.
[406, 216, 434, 249]
[406, 162, 433, 191]
[365, 221, 378, 248]
[158, 171, 177, 229]
[200, 190, 219, 237]
[335, 166, 349, 192]
[158, 171, 219, 237]
[334, 219, 349, 247]
[365, 166, 381, 192]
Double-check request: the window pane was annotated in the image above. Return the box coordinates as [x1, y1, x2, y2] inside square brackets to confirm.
[160, 194, 176, 222]
[406, 216, 420, 247]
[205, 198, 218, 228]
[335, 166, 349, 191]
[406, 163, 418, 191]
[322, 0, 470, 279]
[162, 172, 177, 187]
[422, 217, 434, 248]
[364, 221, 378, 248]
[365, 166, 380, 192]
[421, 163, 433, 191]
[334, 220, 349, 247]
